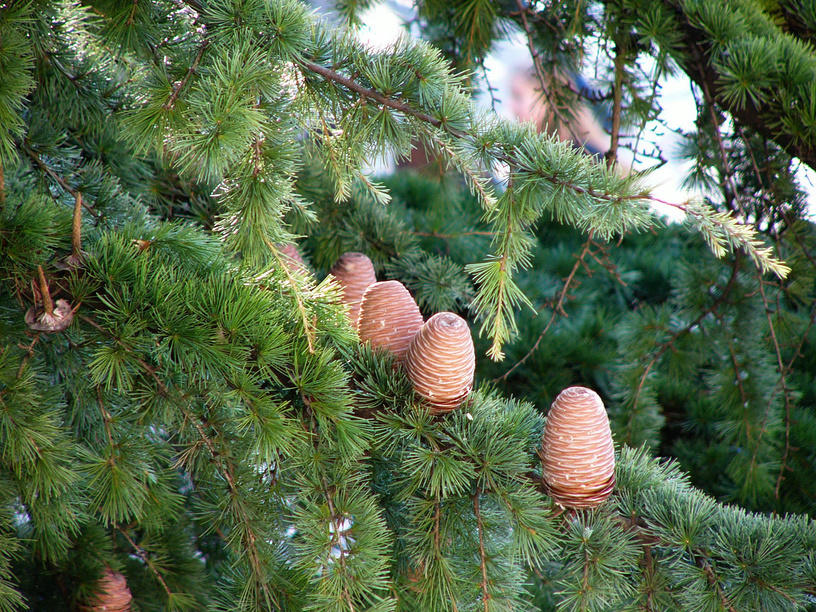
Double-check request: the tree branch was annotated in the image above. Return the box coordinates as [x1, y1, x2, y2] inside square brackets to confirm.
[653, 0, 816, 170]
[473, 490, 490, 612]
[498, 231, 594, 381]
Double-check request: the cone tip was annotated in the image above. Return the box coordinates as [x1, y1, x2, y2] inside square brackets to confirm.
[555, 385, 602, 404]
[428, 311, 466, 329]
[337, 251, 371, 261]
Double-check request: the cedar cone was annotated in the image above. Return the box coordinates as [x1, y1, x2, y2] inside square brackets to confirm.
[357, 280, 423, 361]
[405, 312, 475, 413]
[81, 569, 132, 612]
[278, 243, 306, 272]
[330, 252, 376, 328]
[540, 386, 615, 509]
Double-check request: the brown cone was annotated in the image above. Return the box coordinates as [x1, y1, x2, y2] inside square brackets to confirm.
[278, 243, 306, 272]
[357, 280, 423, 361]
[330, 252, 377, 328]
[81, 569, 132, 612]
[405, 312, 475, 414]
[540, 386, 615, 509]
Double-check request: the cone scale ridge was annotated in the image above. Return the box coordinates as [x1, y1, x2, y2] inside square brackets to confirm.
[541, 386, 615, 509]
[357, 280, 424, 361]
[405, 311, 475, 414]
[330, 252, 377, 328]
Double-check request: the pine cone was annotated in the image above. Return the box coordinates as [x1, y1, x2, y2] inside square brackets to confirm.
[81, 569, 132, 612]
[540, 386, 615, 509]
[357, 280, 423, 360]
[405, 312, 475, 413]
[278, 243, 306, 272]
[330, 252, 376, 328]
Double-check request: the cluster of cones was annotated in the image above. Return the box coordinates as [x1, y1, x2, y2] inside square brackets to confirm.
[79, 569, 132, 612]
[330, 252, 475, 414]
[300, 247, 616, 509]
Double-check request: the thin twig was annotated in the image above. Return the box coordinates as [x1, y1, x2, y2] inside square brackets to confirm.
[22, 144, 99, 218]
[606, 45, 625, 169]
[699, 558, 738, 612]
[626, 260, 739, 420]
[15, 335, 40, 379]
[163, 40, 209, 110]
[412, 230, 496, 238]
[514, 0, 583, 144]
[473, 490, 491, 612]
[117, 526, 174, 598]
[498, 232, 594, 380]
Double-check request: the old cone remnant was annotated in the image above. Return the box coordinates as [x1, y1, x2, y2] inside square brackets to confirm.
[357, 280, 424, 361]
[406, 312, 475, 413]
[330, 252, 377, 328]
[81, 569, 132, 612]
[541, 386, 615, 509]
[25, 266, 74, 333]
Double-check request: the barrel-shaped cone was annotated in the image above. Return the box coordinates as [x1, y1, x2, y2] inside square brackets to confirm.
[405, 312, 475, 413]
[357, 280, 424, 360]
[80, 569, 132, 612]
[330, 252, 377, 328]
[541, 386, 615, 509]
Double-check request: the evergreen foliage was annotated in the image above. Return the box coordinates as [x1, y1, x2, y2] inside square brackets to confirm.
[0, 0, 814, 610]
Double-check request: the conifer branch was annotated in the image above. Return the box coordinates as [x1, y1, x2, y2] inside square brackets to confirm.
[163, 40, 209, 111]
[698, 558, 738, 612]
[514, 0, 582, 144]
[652, 0, 816, 170]
[498, 232, 593, 380]
[300, 61, 453, 134]
[22, 144, 99, 218]
[473, 490, 490, 612]
[606, 46, 625, 169]
[627, 260, 739, 423]
[117, 526, 174, 598]
[320, 475, 356, 611]
[95, 386, 114, 449]
[263, 239, 316, 353]
[0, 161, 5, 205]
[79, 312, 279, 608]
[186, 408, 280, 610]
